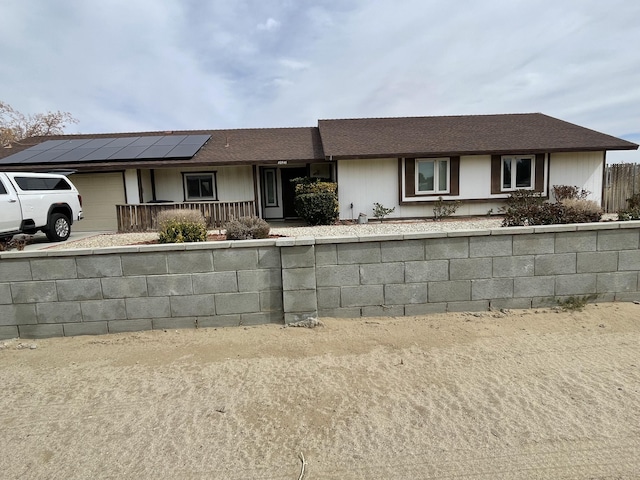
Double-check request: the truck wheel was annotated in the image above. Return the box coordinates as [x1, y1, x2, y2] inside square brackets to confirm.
[45, 213, 71, 242]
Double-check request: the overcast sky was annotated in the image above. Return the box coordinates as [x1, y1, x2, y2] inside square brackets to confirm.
[1, 0, 639, 162]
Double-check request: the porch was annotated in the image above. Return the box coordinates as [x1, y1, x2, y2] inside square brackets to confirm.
[116, 201, 257, 232]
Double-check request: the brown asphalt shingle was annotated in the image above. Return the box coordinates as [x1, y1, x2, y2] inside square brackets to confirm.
[318, 113, 638, 159]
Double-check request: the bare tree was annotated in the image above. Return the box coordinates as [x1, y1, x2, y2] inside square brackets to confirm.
[1, 100, 78, 147]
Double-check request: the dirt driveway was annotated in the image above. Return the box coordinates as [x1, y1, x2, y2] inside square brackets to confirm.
[1, 303, 639, 479]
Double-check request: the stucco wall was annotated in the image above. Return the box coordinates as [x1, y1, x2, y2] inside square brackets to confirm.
[1, 222, 639, 339]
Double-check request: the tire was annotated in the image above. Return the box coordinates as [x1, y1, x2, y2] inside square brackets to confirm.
[45, 213, 71, 242]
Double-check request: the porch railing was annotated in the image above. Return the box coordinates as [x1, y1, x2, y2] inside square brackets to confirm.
[116, 201, 257, 232]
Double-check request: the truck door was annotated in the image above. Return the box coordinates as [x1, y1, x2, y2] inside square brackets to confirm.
[0, 175, 22, 235]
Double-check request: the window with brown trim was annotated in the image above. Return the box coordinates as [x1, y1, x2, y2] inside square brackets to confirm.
[183, 172, 218, 200]
[491, 154, 545, 194]
[403, 157, 460, 198]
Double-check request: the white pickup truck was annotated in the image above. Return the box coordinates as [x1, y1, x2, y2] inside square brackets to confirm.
[0, 172, 83, 242]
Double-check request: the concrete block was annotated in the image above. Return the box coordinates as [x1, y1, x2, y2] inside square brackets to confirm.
[534, 253, 576, 275]
[170, 294, 215, 317]
[258, 247, 281, 268]
[152, 317, 197, 330]
[428, 280, 470, 303]
[30, 258, 77, 280]
[108, 319, 153, 334]
[381, 240, 425, 262]
[514, 276, 556, 297]
[80, 299, 127, 322]
[340, 285, 383, 307]
[337, 242, 381, 265]
[358, 233, 403, 243]
[283, 290, 318, 313]
[260, 290, 283, 312]
[450, 257, 492, 280]
[125, 297, 170, 319]
[196, 315, 241, 328]
[360, 263, 404, 285]
[315, 244, 337, 266]
[618, 250, 640, 271]
[56, 278, 103, 301]
[513, 233, 554, 255]
[493, 256, 534, 277]
[0, 259, 32, 281]
[316, 265, 360, 287]
[19, 324, 64, 339]
[214, 248, 258, 271]
[531, 296, 558, 308]
[192, 272, 238, 294]
[489, 298, 532, 310]
[0, 284, 11, 304]
[597, 230, 639, 251]
[63, 322, 109, 337]
[36, 302, 82, 324]
[362, 305, 404, 317]
[472, 278, 514, 300]
[147, 274, 193, 296]
[241, 312, 283, 325]
[447, 229, 491, 237]
[284, 312, 318, 324]
[614, 292, 640, 302]
[76, 255, 122, 278]
[491, 226, 534, 235]
[238, 269, 282, 292]
[11, 281, 57, 303]
[0, 326, 19, 340]
[405, 260, 449, 283]
[447, 300, 489, 313]
[576, 251, 618, 273]
[555, 231, 597, 253]
[555, 274, 597, 296]
[317, 307, 362, 318]
[281, 245, 315, 268]
[404, 303, 447, 315]
[101, 276, 148, 299]
[470, 236, 512, 257]
[0, 304, 36, 326]
[384, 283, 428, 305]
[215, 292, 260, 314]
[424, 236, 468, 259]
[282, 268, 316, 290]
[316, 287, 340, 309]
[167, 251, 213, 274]
[596, 272, 638, 293]
[121, 253, 168, 276]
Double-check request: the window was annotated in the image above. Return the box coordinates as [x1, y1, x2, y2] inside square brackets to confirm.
[183, 173, 217, 200]
[263, 168, 278, 207]
[416, 158, 449, 194]
[501, 156, 534, 191]
[14, 176, 71, 190]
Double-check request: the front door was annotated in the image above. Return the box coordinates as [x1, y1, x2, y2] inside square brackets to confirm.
[280, 167, 307, 218]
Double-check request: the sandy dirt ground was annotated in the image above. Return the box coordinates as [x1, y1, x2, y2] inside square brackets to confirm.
[1, 303, 639, 479]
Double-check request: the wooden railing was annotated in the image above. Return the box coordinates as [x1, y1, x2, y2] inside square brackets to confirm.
[116, 201, 257, 232]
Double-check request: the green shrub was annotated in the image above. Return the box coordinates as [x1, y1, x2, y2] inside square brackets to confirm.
[372, 202, 395, 220]
[157, 209, 207, 243]
[225, 216, 271, 240]
[432, 196, 460, 221]
[617, 193, 640, 221]
[292, 177, 339, 226]
[501, 189, 602, 226]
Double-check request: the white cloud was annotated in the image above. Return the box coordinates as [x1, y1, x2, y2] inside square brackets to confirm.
[257, 18, 281, 32]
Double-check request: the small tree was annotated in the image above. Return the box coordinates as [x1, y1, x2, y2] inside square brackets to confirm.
[1, 100, 78, 147]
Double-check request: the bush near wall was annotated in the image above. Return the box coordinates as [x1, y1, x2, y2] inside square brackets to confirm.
[157, 209, 207, 243]
[292, 177, 339, 226]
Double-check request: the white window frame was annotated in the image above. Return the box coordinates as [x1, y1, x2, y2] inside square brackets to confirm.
[415, 158, 450, 194]
[501, 155, 535, 191]
[183, 172, 218, 201]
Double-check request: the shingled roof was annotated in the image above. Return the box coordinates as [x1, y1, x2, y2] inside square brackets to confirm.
[318, 113, 638, 159]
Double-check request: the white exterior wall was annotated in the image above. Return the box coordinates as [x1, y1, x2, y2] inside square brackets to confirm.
[152, 166, 254, 202]
[548, 151, 604, 203]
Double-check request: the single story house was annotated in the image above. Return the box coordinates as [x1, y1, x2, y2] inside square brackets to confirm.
[0, 113, 637, 231]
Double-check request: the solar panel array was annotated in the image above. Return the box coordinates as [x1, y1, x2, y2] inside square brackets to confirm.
[0, 134, 211, 165]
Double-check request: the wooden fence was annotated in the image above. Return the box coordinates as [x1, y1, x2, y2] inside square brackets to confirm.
[603, 164, 640, 213]
[116, 201, 257, 232]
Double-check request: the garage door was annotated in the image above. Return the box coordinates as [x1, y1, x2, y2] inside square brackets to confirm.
[69, 172, 126, 231]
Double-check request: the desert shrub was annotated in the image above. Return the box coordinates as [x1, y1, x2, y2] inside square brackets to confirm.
[293, 177, 339, 226]
[225, 216, 271, 240]
[560, 198, 602, 223]
[552, 185, 590, 201]
[617, 193, 640, 221]
[432, 196, 461, 221]
[501, 190, 546, 226]
[157, 209, 207, 243]
[372, 202, 395, 220]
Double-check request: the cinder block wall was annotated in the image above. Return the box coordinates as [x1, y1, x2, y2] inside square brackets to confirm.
[1, 223, 639, 339]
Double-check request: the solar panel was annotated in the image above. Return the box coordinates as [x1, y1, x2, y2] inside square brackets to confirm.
[52, 139, 92, 149]
[166, 144, 204, 158]
[109, 146, 149, 159]
[131, 136, 163, 146]
[20, 149, 68, 163]
[155, 135, 187, 146]
[81, 147, 124, 161]
[181, 134, 211, 145]
[83, 138, 116, 148]
[105, 137, 139, 148]
[136, 145, 174, 158]
[30, 140, 68, 150]
[58, 147, 100, 162]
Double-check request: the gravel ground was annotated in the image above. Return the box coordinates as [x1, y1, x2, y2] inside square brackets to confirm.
[44, 217, 504, 250]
